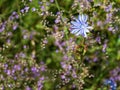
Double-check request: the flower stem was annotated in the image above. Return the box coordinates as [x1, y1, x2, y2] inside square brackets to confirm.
[55, 0, 64, 23]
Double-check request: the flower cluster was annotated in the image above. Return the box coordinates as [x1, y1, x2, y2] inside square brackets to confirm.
[104, 79, 117, 90]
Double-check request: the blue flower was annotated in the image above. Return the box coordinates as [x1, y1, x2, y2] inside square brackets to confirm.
[104, 79, 117, 90]
[70, 14, 93, 37]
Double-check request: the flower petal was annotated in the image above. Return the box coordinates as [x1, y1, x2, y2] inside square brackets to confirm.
[71, 21, 79, 26]
[87, 26, 93, 29]
[76, 29, 82, 36]
[84, 28, 89, 33]
[71, 29, 80, 34]
[83, 15, 88, 22]
[70, 14, 93, 37]
[78, 15, 83, 23]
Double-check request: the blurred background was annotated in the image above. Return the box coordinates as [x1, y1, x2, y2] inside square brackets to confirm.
[0, 0, 120, 90]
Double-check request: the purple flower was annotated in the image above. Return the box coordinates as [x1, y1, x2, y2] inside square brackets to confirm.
[13, 24, 18, 30]
[31, 67, 37, 72]
[19, 52, 26, 58]
[20, 9, 24, 13]
[110, 67, 120, 82]
[102, 43, 107, 52]
[70, 14, 93, 37]
[41, 6, 45, 11]
[0, 22, 6, 32]
[55, 16, 61, 24]
[4, 64, 8, 68]
[105, 4, 112, 12]
[50, 0, 54, 3]
[108, 27, 113, 31]
[9, 11, 19, 19]
[96, 36, 101, 44]
[32, 7, 36, 12]
[24, 6, 30, 12]
[37, 77, 44, 90]
[61, 75, 66, 79]
[31, 67, 40, 77]
[6, 70, 11, 75]
[14, 65, 21, 71]
[40, 65, 46, 71]
[26, 86, 32, 90]
[93, 57, 98, 62]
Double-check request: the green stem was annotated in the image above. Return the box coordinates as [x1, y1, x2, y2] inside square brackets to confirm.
[81, 37, 85, 63]
[55, 0, 64, 23]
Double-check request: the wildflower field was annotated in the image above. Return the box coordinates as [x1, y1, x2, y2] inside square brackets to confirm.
[0, 0, 120, 90]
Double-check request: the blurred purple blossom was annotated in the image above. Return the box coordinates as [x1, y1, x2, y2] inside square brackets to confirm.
[32, 7, 36, 12]
[41, 6, 45, 11]
[102, 40, 108, 52]
[24, 68, 28, 72]
[37, 77, 44, 90]
[61, 74, 66, 79]
[102, 43, 107, 52]
[26, 86, 32, 90]
[9, 11, 19, 20]
[40, 65, 46, 71]
[50, 0, 54, 3]
[13, 23, 18, 30]
[20, 9, 24, 13]
[19, 52, 26, 58]
[97, 21, 102, 26]
[55, 16, 61, 24]
[14, 65, 21, 71]
[72, 70, 77, 78]
[6, 70, 11, 75]
[108, 27, 113, 31]
[4, 64, 8, 69]
[20, 6, 30, 13]
[24, 6, 30, 12]
[63, 55, 69, 60]
[110, 67, 120, 82]
[93, 57, 98, 62]
[31, 67, 38, 72]
[105, 4, 112, 12]
[43, 39, 48, 44]
[96, 36, 101, 44]
[106, 13, 112, 23]
[23, 45, 27, 49]
[39, 2, 43, 5]
[0, 22, 6, 32]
